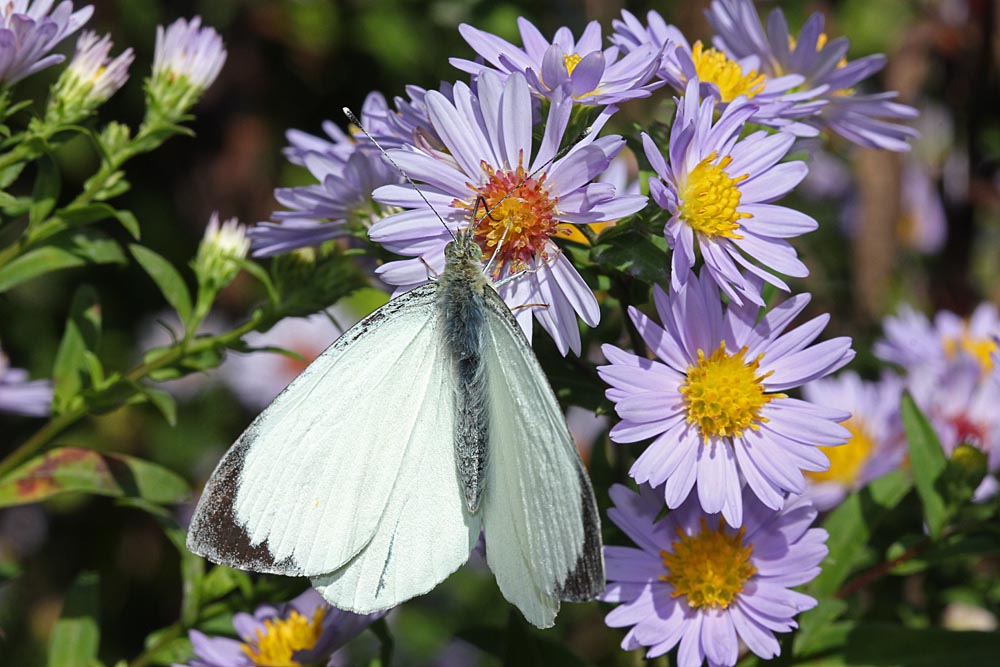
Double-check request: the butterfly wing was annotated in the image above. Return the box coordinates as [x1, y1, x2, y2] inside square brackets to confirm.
[187, 283, 474, 581]
[479, 289, 605, 628]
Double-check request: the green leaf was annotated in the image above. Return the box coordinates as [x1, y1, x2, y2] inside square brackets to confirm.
[199, 566, 253, 602]
[806, 470, 912, 599]
[845, 623, 1000, 666]
[0, 230, 126, 291]
[47, 572, 99, 667]
[30, 154, 61, 226]
[901, 391, 948, 537]
[138, 385, 178, 426]
[57, 203, 141, 239]
[589, 216, 669, 286]
[51, 285, 102, 413]
[501, 611, 590, 667]
[794, 598, 850, 656]
[130, 244, 193, 323]
[0, 447, 190, 507]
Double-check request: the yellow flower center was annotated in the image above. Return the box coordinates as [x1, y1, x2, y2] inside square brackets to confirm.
[679, 153, 751, 239]
[680, 343, 778, 440]
[661, 519, 756, 609]
[241, 607, 327, 667]
[564, 52, 582, 75]
[456, 154, 559, 276]
[806, 418, 873, 485]
[943, 327, 997, 373]
[691, 41, 765, 102]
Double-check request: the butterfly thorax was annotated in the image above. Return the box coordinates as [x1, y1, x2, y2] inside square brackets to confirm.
[438, 230, 491, 513]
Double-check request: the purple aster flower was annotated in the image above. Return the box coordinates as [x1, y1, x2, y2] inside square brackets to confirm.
[597, 272, 854, 526]
[801, 372, 906, 510]
[369, 71, 647, 355]
[176, 589, 384, 667]
[54, 31, 133, 106]
[908, 361, 1000, 501]
[611, 9, 824, 137]
[0, 0, 93, 86]
[643, 78, 814, 306]
[0, 344, 52, 417]
[601, 483, 827, 666]
[706, 0, 918, 151]
[153, 16, 225, 91]
[451, 17, 663, 106]
[875, 303, 1000, 377]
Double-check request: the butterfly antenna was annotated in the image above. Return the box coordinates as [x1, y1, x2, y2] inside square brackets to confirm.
[343, 107, 456, 241]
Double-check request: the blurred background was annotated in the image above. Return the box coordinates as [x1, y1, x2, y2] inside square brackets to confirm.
[1, 0, 998, 664]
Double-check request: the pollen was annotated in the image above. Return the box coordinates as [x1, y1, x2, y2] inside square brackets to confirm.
[456, 152, 560, 276]
[806, 418, 873, 485]
[679, 153, 751, 239]
[943, 327, 997, 373]
[680, 343, 778, 440]
[691, 41, 766, 102]
[241, 607, 326, 667]
[661, 518, 756, 609]
[564, 52, 583, 75]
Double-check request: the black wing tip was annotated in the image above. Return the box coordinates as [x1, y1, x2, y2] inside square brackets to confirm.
[555, 469, 606, 602]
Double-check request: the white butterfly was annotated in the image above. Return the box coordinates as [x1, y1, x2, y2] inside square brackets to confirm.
[186, 223, 605, 628]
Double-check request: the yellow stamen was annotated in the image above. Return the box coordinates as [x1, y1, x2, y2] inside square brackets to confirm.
[680, 343, 780, 440]
[241, 607, 327, 667]
[661, 519, 756, 609]
[944, 327, 998, 373]
[564, 52, 582, 76]
[679, 153, 751, 239]
[691, 41, 765, 102]
[806, 418, 873, 485]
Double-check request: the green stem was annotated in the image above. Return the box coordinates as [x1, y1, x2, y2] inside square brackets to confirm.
[128, 623, 183, 667]
[370, 618, 394, 667]
[0, 315, 262, 479]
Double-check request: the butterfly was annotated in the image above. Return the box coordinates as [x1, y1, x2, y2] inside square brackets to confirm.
[186, 116, 605, 629]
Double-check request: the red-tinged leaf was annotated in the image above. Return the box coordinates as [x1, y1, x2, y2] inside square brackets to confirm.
[0, 446, 190, 507]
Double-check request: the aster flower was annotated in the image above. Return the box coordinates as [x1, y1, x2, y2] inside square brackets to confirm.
[147, 16, 226, 120]
[611, 9, 824, 136]
[0, 1, 93, 86]
[0, 344, 52, 417]
[908, 361, 1000, 501]
[46, 31, 133, 123]
[644, 78, 814, 306]
[875, 303, 1000, 377]
[601, 483, 827, 666]
[369, 71, 647, 355]
[451, 17, 663, 106]
[176, 588, 384, 667]
[193, 213, 249, 293]
[598, 273, 854, 526]
[801, 372, 906, 510]
[706, 0, 918, 151]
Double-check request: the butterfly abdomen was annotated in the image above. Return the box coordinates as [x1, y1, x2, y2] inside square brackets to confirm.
[439, 232, 492, 513]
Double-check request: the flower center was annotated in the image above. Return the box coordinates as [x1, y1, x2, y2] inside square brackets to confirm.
[564, 52, 582, 75]
[679, 153, 750, 239]
[680, 343, 777, 439]
[457, 155, 559, 276]
[661, 518, 756, 609]
[691, 41, 765, 102]
[807, 418, 874, 485]
[943, 328, 997, 373]
[241, 607, 327, 667]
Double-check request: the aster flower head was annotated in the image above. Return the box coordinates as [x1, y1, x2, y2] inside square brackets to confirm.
[369, 70, 647, 355]
[148, 16, 226, 120]
[451, 17, 663, 106]
[46, 31, 133, 122]
[194, 213, 249, 291]
[644, 79, 815, 306]
[0, 0, 93, 86]
[611, 9, 825, 137]
[177, 588, 384, 667]
[598, 273, 854, 526]
[601, 483, 827, 666]
[875, 303, 1000, 378]
[908, 361, 1000, 501]
[706, 0, 918, 151]
[801, 372, 906, 510]
[0, 344, 52, 417]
